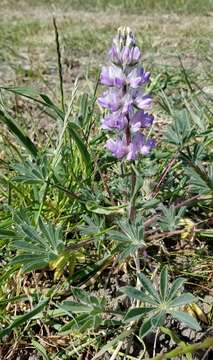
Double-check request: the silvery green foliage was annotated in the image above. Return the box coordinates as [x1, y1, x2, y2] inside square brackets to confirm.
[158, 205, 186, 232]
[110, 217, 146, 259]
[10, 210, 65, 272]
[121, 266, 201, 338]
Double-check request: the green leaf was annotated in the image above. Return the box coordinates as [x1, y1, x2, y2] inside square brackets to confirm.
[32, 340, 51, 360]
[160, 266, 168, 301]
[120, 287, 159, 306]
[68, 255, 113, 286]
[59, 313, 101, 334]
[185, 165, 213, 194]
[169, 293, 196, 308]
[172, 310, 201, 331]
[139, 317, 154, 338]
[12, 162, 46, 185]
[138, 273, 160, 303]
[164, 109, 193, 147]
[118, 244, 138, 261]
[0, 299, 48, 338]
[72, 288, 93, 305]
[167, 277, 186, 301]
[1, 87, 93, 173]
[0, 86, 64, 120]
[60, 301, 91, 313]
[151, 312, 166, 327]
[150, 336, 213, 360]
[86, 201, 126, 215]
[92, 330, 132, 360]
[160, 327, 193, 360]
[0, 109, 37, 158]
[124, 307, 154, 323]
[69, 122, 92, 173]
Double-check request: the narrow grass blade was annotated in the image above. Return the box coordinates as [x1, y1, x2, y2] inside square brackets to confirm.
[0, 109, 38, 158]
[0, 299, 48, 338]
[32, 340, 51, 360]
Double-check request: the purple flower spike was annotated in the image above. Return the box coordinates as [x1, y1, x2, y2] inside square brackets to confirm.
[98, 27, 156, 161]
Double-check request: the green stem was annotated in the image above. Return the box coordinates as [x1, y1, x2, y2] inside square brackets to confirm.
[129, 170, 136, 222]
[35, 178, 50, 225]
[150, 336, 213, 360]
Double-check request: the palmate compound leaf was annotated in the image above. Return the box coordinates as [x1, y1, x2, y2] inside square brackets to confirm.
[110, 218, 145, 245]
[110, 218, 146, 261]
[10, 211, 66, 272]
[158, 205, 186, 232]
[56, 287, 107, 334]
[12, 158, 48, 185]
[185, 165, 213, 194]
[121, 270, 200, 339]
[164, 109, 194, 147]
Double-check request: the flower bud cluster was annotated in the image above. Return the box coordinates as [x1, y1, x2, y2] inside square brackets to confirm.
[98, 27, 155, 160]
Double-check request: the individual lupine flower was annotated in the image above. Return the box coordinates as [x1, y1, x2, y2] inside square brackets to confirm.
[127, 134, 155, 160]
[98, 27, 156, 160]
[100, 65, 125, 88]
[134, 93, 152, 110]
[140, 137, 155, 155]
[101, 112, 128, 130]
[109, 46, 141, 67]
[98, 89, 122, 112]
[106, 137, 128, 158]
[131, 111, 154, 132]
[127, 67, 150, 88]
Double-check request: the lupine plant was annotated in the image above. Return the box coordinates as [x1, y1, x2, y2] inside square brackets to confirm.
[0, 19, 212, 360]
